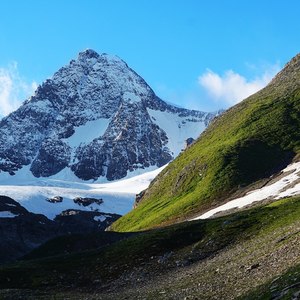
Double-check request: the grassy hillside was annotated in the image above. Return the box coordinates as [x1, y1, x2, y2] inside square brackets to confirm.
[1, 196, 300, 299]
[111, 53, 300, 231]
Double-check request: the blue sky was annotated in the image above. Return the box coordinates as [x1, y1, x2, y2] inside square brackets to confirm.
[0, 0, 300, 116]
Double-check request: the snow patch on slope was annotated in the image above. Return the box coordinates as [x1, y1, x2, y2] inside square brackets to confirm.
[191, 161, 300, 220]
[148, 109, 206, 156]
[123, 92, 140, 104]
[64, 118, 111, 148]
[88, 165, 167, 194]
[94, 215, 109, 222]
[0, 211, 19, 218]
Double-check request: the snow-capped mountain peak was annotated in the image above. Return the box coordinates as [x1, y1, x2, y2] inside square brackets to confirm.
[0, 49, 218, 182]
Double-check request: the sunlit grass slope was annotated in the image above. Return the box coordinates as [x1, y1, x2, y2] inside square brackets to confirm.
[112, 54, 300, 231]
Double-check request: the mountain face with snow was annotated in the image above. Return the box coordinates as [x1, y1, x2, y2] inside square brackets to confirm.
[0, 49, 216, 182]
[111, 53, 300, 232]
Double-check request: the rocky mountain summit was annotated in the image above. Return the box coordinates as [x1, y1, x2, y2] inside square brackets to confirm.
[0, 49, 217, 181]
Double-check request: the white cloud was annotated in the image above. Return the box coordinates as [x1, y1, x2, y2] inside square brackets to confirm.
[0, 62, 37, 117]
[198, 63, 280, 106]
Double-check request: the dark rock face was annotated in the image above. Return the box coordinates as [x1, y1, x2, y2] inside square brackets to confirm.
[0, 195, 121, 263]
[185, 137, 195, 149]
[31, 138, 71, 177]
[54, 210, 120, 232]
[134, 190, 146, 209]
[71, 100, 172, 180]
[73, 197, 103, 206]
[0, 49, 217, 181]
[46, 196, 63, 203]
[0, 196, 57, 263]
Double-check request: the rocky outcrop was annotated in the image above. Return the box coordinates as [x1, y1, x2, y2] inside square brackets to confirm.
[0, 195, 120, 263]
[184, 137, 195, 149]
[134, 190, 146, 209]
[30, 138, 71, 177]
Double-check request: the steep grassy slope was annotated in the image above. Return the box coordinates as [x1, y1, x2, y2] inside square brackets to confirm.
[111, 53, 300, 231]
[1, 196, 300, 299]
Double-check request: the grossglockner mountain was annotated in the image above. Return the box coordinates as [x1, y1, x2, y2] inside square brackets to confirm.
[0, 49, 216, 182]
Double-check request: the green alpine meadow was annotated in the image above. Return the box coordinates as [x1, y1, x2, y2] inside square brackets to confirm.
[111, 53, 300, 232]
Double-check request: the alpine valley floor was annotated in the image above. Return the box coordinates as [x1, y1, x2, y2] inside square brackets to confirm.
[0, 195, 300, 299]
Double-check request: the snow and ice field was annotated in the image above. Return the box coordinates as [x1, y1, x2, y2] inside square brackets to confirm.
[6, 153, 300, 223]
[147, 108, 206, 157]
[0, 166, 166, 220]
[191, 161, 300, 220]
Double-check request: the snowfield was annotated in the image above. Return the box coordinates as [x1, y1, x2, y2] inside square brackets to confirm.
[0, 165, 166, 220]
[63, 117, 111, 148]
[191, 161, 300, 220]
[148, 108, 206, 157]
